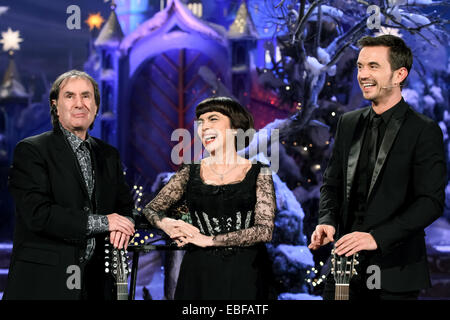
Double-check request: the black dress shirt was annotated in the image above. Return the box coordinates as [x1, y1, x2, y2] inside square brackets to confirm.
[347, 102, 400, 232]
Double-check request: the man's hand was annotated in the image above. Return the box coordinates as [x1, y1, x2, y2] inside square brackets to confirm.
[308, 224, 336, 250]
[107, 213, 135, 236]
[334, 232, 378, 256]
[110, 231, 131, 250]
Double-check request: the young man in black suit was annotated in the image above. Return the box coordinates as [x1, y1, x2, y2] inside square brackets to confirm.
[309, 35, 446, 300]
[3, 70, 136, 300]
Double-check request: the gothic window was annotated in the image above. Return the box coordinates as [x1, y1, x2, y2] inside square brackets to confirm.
[187, 0, 203, 17]
[235, 44, 247, 66]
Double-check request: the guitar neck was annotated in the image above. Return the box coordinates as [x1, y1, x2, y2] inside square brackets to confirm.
[335, 284, 349, 300]
[117, 282, 129, 300]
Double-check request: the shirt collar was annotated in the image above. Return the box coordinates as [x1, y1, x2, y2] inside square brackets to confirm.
[370, 98, 402, 125]
[59, 122, 92, 152]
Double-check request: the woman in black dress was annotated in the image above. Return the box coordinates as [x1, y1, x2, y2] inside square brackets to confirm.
[143, 97, 276, 299]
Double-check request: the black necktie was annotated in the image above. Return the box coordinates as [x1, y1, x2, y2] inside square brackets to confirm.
[368, 115, 382, 183]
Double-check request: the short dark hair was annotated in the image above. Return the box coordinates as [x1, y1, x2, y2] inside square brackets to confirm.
[195, 96, 254, 150]
[357, 35, 413, 85]
[49, 70, 100, 129]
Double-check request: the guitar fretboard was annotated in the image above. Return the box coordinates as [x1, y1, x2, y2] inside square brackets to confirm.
[335, 284, 349, 300]
[117, 282, 128, 300]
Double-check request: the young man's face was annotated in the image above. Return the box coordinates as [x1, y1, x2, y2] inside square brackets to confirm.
[53, 77, 98, 137]
[357, 46, 398, 103]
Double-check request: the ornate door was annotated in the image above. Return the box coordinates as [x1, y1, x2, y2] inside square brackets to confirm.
[126, 48, 223, 186]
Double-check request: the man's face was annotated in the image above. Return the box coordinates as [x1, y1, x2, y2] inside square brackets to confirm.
[357, 46, 396, 103]
[53, 77, 98, 135]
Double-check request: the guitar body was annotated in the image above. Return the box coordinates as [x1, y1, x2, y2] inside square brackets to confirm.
[331, 249, 359, 300]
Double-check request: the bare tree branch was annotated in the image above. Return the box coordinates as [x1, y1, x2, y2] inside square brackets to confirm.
[275, 0, 287, 9]
[293, 0, 327, 44]
[315, 4, 322, 55]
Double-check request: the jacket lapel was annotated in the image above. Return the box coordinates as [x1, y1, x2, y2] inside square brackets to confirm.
[89, 137, 103, 207]
[367, 100, 409, 200]
[346, 107, 371, 203]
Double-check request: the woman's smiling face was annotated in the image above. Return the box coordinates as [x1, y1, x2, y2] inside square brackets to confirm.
[197, 111, 234, 154]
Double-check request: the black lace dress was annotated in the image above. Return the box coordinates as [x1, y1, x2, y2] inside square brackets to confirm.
[143, 161, 276, 300]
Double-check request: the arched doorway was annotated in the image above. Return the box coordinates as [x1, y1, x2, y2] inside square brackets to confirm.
[125, 48, 224, 185]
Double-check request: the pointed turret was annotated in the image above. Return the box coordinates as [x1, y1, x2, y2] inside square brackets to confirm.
[0, 54, 28, 100]
[95, 5, 124, 48]
[228, 0, 258, 39]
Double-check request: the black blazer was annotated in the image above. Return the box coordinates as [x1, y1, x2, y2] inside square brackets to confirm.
[3, 126, 134, 299]
[319, 99, 446, 292]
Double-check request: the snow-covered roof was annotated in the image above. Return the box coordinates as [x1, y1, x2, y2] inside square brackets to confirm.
[120, 0, 227, 51]
[228, 0, 258, 39]
[95, 9, 124, 48]
[0, 57, 28, 100]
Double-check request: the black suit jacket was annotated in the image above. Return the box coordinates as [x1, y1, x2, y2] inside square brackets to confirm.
[3, 126, 134, 299]
[319, 99, 446, 292]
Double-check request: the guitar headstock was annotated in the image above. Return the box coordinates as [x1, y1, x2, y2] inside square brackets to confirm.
[331, 249, 359, 285]
[104, 236, 131, 283]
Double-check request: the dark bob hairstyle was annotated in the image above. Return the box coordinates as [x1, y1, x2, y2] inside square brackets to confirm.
[195, 96, 255, 150]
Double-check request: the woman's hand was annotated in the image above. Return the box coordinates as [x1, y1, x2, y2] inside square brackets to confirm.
[171, 231, 214, 248]
[158, 217, 200, 239]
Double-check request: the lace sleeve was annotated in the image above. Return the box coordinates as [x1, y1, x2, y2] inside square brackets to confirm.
[142, 164, 190, 227]
[212, 166, 276, 246]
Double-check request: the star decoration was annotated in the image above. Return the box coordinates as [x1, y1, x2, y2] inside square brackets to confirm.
[85, 13, 105, 31]
[0, 28, 23, 52]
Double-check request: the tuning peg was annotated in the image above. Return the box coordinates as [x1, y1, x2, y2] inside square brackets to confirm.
[105, 262, 109, 267]
[105, 268, 109, 273]
[128, 268, 132, 273]
[113, 270, 117, 275]
[105, 249, 109, 254]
